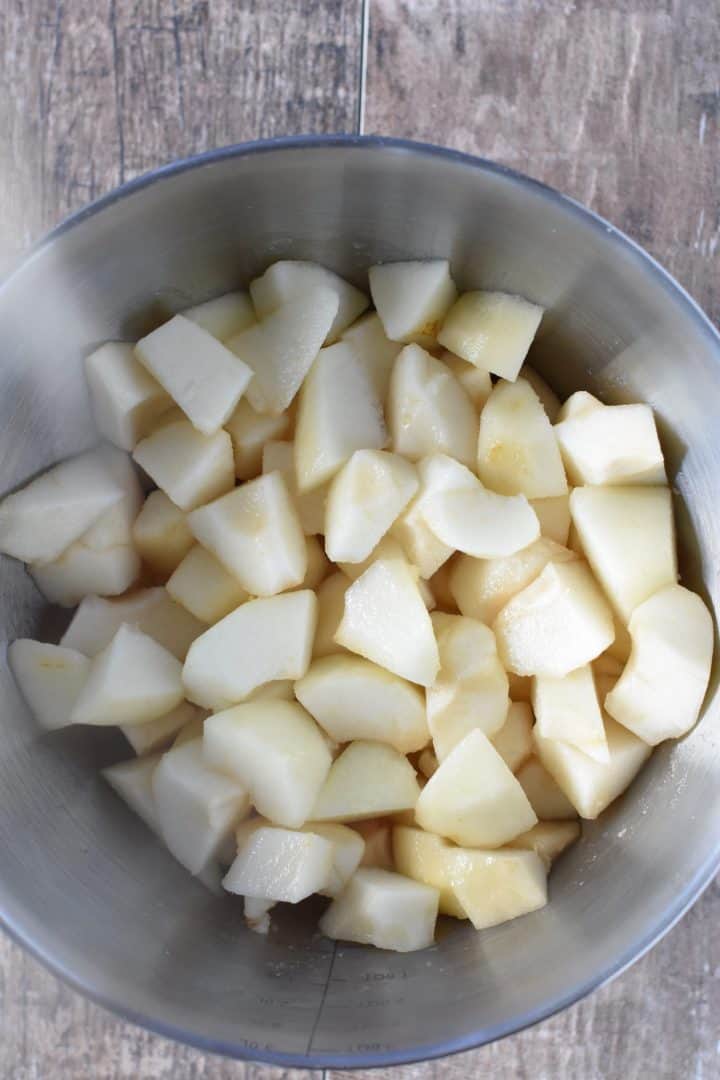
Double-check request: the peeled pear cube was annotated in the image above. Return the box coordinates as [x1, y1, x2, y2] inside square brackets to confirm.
[133, 420, 234, 511]
[262, 439, 326, 536]
[294, 341, 386, 492]
[338, 533, 407, 581]
[569, 486, 677, 622]
[555, 402, 666, 486]
[415, 729, 537, 847]
[532, 665, 609, 763]
[519, 365, 561, 422]
[182, 290, 255, 341]
[71, 623, 183, 726]
[311, 741, 421, 822]
[437, 290, 543, 381]
[491, 701, 534, 772]
[516, 758, 578, 820]
[423, 482, 540, 560]
[340, 312, 401, 399]
[321, 866, 439, 952]
[427, 613, 509, 759]
[529, 495, 571, 546]
[302, 822, 365, 897]
[392, 825, 466, 918]
[250, 260, 368, 344]
[203, 700, 332, 828]
[132, 490, 194, 578]
[85, 342, 170, 450]
[335, 556, 440, 686]
[121, 700, 201, 756]
[387, 344, 478, 468]
[9, 641, 90, 731]
[183, 591, 316, 709]
[449, 537, 576, 624]
[369, 259, 457, 348]
[494, 560, 614, 677]
[153, 739, 250, 874]
[227, 288, 339, 415]
[223, 825, 334, 902]
[188, 472, 306, 596]
[167, 544, 248, 624]
[60, 588, 203, 660]
[440, 350, 492, 409]
[557, 390, 603, 421]
[507, 820, 581, 867]
[0, 446, 126, 564]
[477, 378, 567, 498]
[225, 398, 291, 480]
[295, 654, 429, 753]
[313, 571, 350, 659]
[103, 753, 162, 834]
[354, 818, 395, 869]
[449, 848, 547, 930]
[391, 454, 478, 578]
[325, 450, 418, 563]
[605, 584, 713, 745]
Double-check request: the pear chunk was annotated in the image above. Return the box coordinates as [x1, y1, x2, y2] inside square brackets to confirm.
[223, 826, 334, 902]
[516, 758, 579, 820]
[533, 664, 609, 763]
[320, 867, 439, 952]
[182, 290, 255, 341]
[103, 754, 162, 834]
[225, 399, 291, 481]
[423, 480, 540, 559]
[132, 490, 194, 577]
[167, 544, 248, 624]
[311, 741, 421, 821]
[491, 701, 534, 772]
[340, 312, 401, 399]
[9, 641, 90, 731]
[60, 588, 203, 661]
[555, 402, 666, 486]
[250, 261, 368, 344]
[133, 420, 234, 511]
[85, 342, 170, 450]
[325, 449, 418, 563]
[449, 848, 547, 930]
[507, 820, 581, 867]
[438, 290, 543, 380]
[369, 259, 457, 348]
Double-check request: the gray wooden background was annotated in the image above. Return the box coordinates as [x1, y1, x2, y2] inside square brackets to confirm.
[1, 2, 719, 1077]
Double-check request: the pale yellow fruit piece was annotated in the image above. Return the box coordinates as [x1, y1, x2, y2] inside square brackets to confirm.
[182, 290, 255, 341]
[85, 342, 170, 451]
[225, 398, 291, 480]
[132, 490, 194, 577]
[448, 848, 547, 930]
[319, 867, 439, 952]
[423, 482, 540, 560]
[301, 822, 365, 897]
[223, 825, 334, 902]
[311, 740, 421, 822]
[369, 259, 457, 348]
[341, 312, 402, 400]
[438, 291, 543, 380]
[439, 349, 492, 409]
[325, 449, 418, 563]
[167, 544, 248, 624]
[507, 820, 581, 867]
[261, 439, 327, 536]
[121, 699, 201, 756]
[557, 390, 603, 421]
[516, 758, 578, 820]
[60, 587, 203, 661]
[519, 364, 561, 421]
[313, 571, 350, 659]
[491, 701, 534, 772]
[529, 495, 571, 546]
[103, 753, 162, 834]
[250, 261, 368, 344]
[133, 420, 234, 511]
[532, 664, 609, 763]
[555, 402, 666, 486]
[392, 825, 467, 918]
[9, 641, 90, 731]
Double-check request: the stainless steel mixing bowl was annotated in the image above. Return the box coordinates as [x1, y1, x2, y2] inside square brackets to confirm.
[0, 136, 718, 1068]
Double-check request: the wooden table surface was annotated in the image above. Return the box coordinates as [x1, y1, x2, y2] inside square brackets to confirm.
[1, 2, 719, 1077]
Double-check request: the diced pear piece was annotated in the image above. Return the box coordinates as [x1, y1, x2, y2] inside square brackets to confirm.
[167, 544, 248, 624]
[295, 341, 386, 493]
[295, 654, 429, 753]
[369, 259, 457, 348]
[438, 290, 543, 380]
[302, 822, 365, 897]
[569, 486, 677, 622]
[530, 495, 571, 546]
[132, 490, 194, 578]
[555, 402, 666, 486]
[182, 290, 255, 341]
[427, 613, 509, 758]
[9, 641, 90, 731]
[557, 390, 603, 421]
[337, 533, 407, 581]
[335, 557, 440, 686]
[60, 588, 203, 660]
[387, 344, 478, 467]
[476, 378, 567, 498]
[71, 624, 183, 726]
[507, 820, 581, 867]
[250, 261, 368, 344]
[262, 439, 326, 535]
[423, 481, 540, 559]
[121, 700, 201, 756]
[85, 342, 170, 450]
[203, 700, 331, 828]
[449, 848, 547, 930]
[605, 584, 713, 745]
[325, 449, 418, 563]
[439, 350, 492, 409]
[534, 716, 652, 819]
[416, 729, 537, 847]
[313, 571, 350, 659]
[133, 420, 234, 511]
[354, 819, 395, 869]
[183, 591, 316, 709]
[392, 825, 467, 918]
[188, 472, 306, 596]
[519, 365, 561, 421]
[449, 537, 576, 624]
[223, 825, 334, 902]
[491, 701, 534, 772]
[341, 312, 401, 399]
[532, 665, 609, 763]
[135, 315, 252, 435]
[225, 398, 291, 480]
[320, 867, 439, 952]
[103, 753, 162, 834]
[391, 454, 478, 578]
[311, 741, 421, 822]
[516, 758, 578, 820]
[0, 446, 125, 564]
[153, 739, 250, 874]
[493, 560, 614, 677]
[227, 288, 339, 415]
